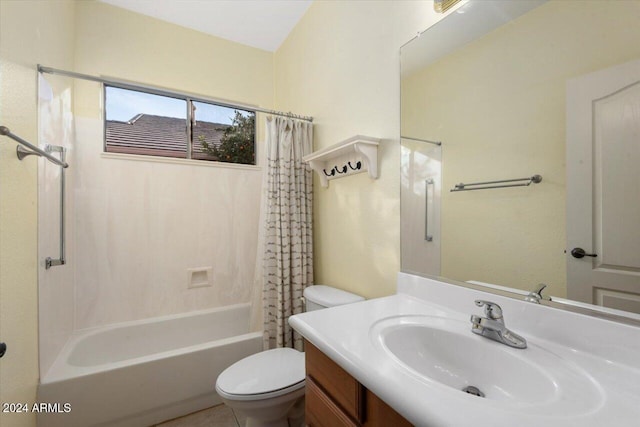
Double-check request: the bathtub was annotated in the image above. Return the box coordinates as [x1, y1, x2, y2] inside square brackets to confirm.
[37, 303, 262, 427]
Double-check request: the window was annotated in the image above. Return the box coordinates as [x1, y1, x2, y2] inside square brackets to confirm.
[104, 85, 256, 165]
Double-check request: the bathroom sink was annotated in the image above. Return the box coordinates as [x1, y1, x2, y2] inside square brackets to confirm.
[370, 315, 603, 413]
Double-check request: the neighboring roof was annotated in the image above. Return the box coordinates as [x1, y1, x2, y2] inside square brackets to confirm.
[105, 114, 229, 160]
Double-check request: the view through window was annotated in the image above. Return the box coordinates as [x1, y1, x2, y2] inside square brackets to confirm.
[104, 85, 256, 165]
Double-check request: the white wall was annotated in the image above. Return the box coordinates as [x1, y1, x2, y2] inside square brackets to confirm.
[274, 1, 447, 298]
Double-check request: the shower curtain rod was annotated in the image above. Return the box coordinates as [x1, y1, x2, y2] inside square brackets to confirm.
[38, 65, 314, 123]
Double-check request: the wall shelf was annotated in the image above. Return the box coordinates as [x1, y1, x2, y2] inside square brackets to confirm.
[303, 135, 380, 188]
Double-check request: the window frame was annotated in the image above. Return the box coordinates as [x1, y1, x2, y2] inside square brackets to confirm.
[103, 82, 258, 165]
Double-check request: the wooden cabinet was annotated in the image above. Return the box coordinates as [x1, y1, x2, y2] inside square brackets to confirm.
[305, 341, 412, 427]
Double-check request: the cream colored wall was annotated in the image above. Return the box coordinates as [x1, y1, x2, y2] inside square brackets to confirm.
[401, 1, 640, 297]
[274, 1, 446, 299]
[73, 1, 273, 114]
[0, 1, 76, 425]
[70, 1, 273, 329]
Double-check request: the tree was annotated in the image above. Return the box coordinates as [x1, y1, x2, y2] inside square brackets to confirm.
[200, 111, 255, 165]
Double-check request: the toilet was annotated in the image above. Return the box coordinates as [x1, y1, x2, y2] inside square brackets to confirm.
[215, 285, 364, 427]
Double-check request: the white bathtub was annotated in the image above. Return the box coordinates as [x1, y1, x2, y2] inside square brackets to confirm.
[37, 303, 262, 427]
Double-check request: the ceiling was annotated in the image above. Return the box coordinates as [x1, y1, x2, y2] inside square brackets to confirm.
[99, 0, 313, 52]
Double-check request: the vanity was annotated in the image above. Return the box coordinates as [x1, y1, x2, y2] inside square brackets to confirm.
[292, 1, 640, 425]
[290, 273, 640, 427]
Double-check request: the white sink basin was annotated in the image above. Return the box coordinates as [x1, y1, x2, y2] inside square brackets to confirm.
[371, 315, 604, 414]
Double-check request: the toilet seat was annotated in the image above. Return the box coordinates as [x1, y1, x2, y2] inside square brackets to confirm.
[216, 348, 305, 401]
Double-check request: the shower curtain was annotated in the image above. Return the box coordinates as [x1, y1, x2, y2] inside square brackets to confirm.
[262, 116, 313, 351]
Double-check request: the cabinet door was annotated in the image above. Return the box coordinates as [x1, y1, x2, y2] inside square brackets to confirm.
[304, 341, 413, 427]
[305, 343, 364, 422]
[306, 377, 359, 427]
[364, 389, 413, 427]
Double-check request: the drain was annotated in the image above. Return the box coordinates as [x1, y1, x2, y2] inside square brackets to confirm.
[461, 385, 485, 398]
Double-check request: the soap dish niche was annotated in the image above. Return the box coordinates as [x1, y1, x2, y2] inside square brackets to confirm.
[187, 267, 212, 289]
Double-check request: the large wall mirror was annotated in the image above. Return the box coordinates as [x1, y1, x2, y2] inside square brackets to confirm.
[401, 0, 640, 320]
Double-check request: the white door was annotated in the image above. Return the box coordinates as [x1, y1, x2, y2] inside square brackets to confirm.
[566, 59, 640, 314]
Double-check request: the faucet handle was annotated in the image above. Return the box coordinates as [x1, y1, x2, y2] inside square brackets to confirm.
[474, 300, 503, 320]
[533, 283, 547, 294]
[525, 283, 551, 303]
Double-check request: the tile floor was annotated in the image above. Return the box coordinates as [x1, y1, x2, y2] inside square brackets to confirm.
[155, 404, 246, 427]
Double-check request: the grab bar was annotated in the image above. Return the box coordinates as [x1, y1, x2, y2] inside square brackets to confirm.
[451, 174, 542, 192]
[0, 126, 69, 168]
[45, 145, 66, 269]
[425, 178, 434, 241]
[0, 126, 68, 269]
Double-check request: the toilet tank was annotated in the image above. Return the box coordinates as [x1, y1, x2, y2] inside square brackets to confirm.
[303, 285, 364, 312]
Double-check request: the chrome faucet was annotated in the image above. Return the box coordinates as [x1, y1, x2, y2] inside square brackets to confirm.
[525, 283, 551, 304]
[470, 300, 527, 349]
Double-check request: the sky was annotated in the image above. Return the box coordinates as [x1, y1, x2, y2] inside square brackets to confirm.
[105, 86, 250, 125]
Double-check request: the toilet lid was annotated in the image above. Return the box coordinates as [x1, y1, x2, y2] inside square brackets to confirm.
[304, 285, 364, 307]
[216, 348, 305, 398]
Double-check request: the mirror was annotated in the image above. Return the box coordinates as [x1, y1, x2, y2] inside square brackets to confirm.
[401, 0, 640, 320]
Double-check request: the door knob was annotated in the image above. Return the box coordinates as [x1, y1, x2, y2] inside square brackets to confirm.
[571, 248, 597, 259]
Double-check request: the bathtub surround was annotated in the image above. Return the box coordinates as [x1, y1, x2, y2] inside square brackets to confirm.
[263, 117, 314, 350]
[68, 1, 273, 331]
[71, 110, 263, 329]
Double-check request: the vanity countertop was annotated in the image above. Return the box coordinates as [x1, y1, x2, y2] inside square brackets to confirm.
[289, 273, 640, 427]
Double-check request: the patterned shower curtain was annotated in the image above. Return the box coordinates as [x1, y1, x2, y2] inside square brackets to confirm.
[262, 116, 313, 351]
